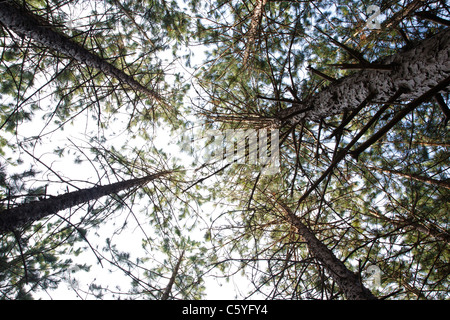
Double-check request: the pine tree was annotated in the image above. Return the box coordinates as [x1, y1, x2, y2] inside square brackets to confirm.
[189, 0, 450, 300]
[0, 0, 163, 104]
[0, 171, 170, 233]
[276, 28, 450, 125]
[1, 0, 449, 300]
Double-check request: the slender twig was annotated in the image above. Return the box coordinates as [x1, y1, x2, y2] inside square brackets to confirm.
[315, 27, 368, 64]
[13, 230, 29, 284]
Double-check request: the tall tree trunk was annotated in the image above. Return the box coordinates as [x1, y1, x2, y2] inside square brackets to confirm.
[161, 249, 185, 300]
[0, 171, 170, 234]
[278, 200, 377, 300]
[0, 1, 163, 103]
[276, 28, 450, 125]
[243, 0, 268, 66]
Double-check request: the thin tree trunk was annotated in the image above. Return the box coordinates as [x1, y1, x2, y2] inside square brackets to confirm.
[384, 140, 450, 148]
[406, 220, 450, 244]
[383, 0, 426, 29]
[276, 28, 450, 125]
[368, 166, 450, 190]
[0, 1, 163, 103]
[243, 0, 268, 66]
[344, 0, 426, 45]
[277, 200, 377, 300]
[0, 171, 170, 234]
[415, 11, 450, 28]
[366, 208, 450, 244]
[161, 249, 185, 300]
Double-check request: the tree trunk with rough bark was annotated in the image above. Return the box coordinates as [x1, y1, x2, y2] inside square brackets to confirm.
[0, 171, 170, 234]
[276, 28, 450, 125]
[279, 201, 377, 300]
[0, 1, 163, 103]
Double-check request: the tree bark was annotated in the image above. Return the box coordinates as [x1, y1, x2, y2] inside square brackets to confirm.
[161, 249, 185, 300]
[415, 11, 450, 28]
[0, 171, 170, 234]
[278, 200, 377, 300]
[366, 208, 450, 244]
[276, 28, 450, 125]
[348, 74, 450, 159]
[0, 1, 162, 103]
[345, 0, 426, 45]
[383, 0, 426, 29]
[368, 166, 450, 190]
[243, 0, 268, 65]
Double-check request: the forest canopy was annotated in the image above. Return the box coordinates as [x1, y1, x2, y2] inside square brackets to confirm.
[0, 0, 449, 300]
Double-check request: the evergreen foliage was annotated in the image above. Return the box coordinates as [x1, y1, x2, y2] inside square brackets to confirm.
[0, 0, 448, 299]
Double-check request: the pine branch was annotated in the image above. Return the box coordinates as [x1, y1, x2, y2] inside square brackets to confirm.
[383, 0, 426, 29]
[13, 231, 29, 284]
[111, 0, 155, 46]
[349, 75, 450, 159]
[415, 11, 450, 27]
[256, 95, 301, 104]
[368, 166, 450, 191]
[307, 65, 336, 82]
[433, 93, 450, 125]
[315, 27, 368, 64]
[328, 63, 397, 71]
[344, 0, 425, 45]
[297, 88, 406, 204]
